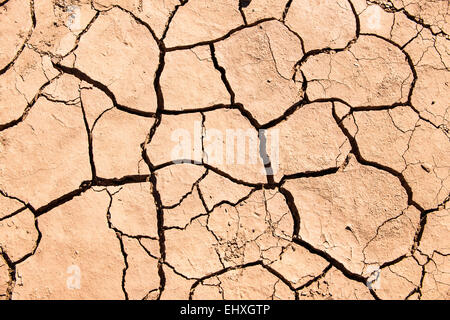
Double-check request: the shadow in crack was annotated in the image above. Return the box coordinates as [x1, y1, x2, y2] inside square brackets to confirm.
[239, 0, 252, 9]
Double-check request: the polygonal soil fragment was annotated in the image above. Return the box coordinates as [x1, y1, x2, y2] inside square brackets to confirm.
[374, 257, 422, 300]
[159, 265, 194, 300]
[43, 73, 81, 104]
[0, 48, 52, 125]
[197, 171, 253, 211]
[361, 2, 425, 49]
[122, 237, 159, 300]
[80, 84, 114, 128]
[165, 217, 223, 279]
[300, 35, 413, 107]
[92, 0, 180, 38]
[403, 121, 450, 210]
[147, 113, 203, 165]
[421, 253, 450, 300]
[411, 66, 450, 127]
[208, 189, 293, 267]
[202, 109, 267, 184]
[92, 108, 154, 178]
[404, 29, 449, 70]
[285, 0, 357, 51]
[139, 238, 160, 259]
[298, 267, 373, 300]
[161, 46, 230, 110]
[417, 210, 450, 300]
[155, 164, 206, 207]
[419, 209, 450, 257]
[0, 209, 38, 263]
[192, 265, 295, 300]
[141, 0, 180, 38]
[270, 244, 330, 289]
[29, 0, 96, 56]
[391, 12, 423, 47]
[68, 7, 159, 113]
[284, 156, 411, 275]
[0, 192, 24, 220]
[108, 183, 158, 238]
[352, 107, 419, 172]
[164, 0, 243, 48]
[164, 186, 206, 229]
[381, 0, 450, 35]
[359, 3, 394, 39]
[0, 98, 91, 208]
[363, 205, 420, 264]
[190, 278, 224, 300]
[214, 20, 304, 124]
[268, 102, 349, 181]
[13, 189, 124, 299]
[0, 0, 32, 70]
[241, 0, 289, 23]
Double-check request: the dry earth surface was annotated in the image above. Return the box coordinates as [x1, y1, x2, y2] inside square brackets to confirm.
[0, 0, 449, 300]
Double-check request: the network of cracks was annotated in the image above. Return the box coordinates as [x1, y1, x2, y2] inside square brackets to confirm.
[0, 0, 449, 300]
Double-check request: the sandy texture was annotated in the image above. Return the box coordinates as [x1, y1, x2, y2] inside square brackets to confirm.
[0, 0, 449, 300]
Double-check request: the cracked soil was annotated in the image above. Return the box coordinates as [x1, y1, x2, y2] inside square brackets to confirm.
[0, 0, 449, 300]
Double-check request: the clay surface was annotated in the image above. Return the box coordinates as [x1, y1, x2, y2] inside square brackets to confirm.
[0, 0, 448, 300]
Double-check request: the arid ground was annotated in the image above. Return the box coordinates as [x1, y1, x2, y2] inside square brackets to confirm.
[0, 0, 449, 300]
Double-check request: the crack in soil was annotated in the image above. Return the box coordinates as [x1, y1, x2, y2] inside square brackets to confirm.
[0, 0, 448, 300]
